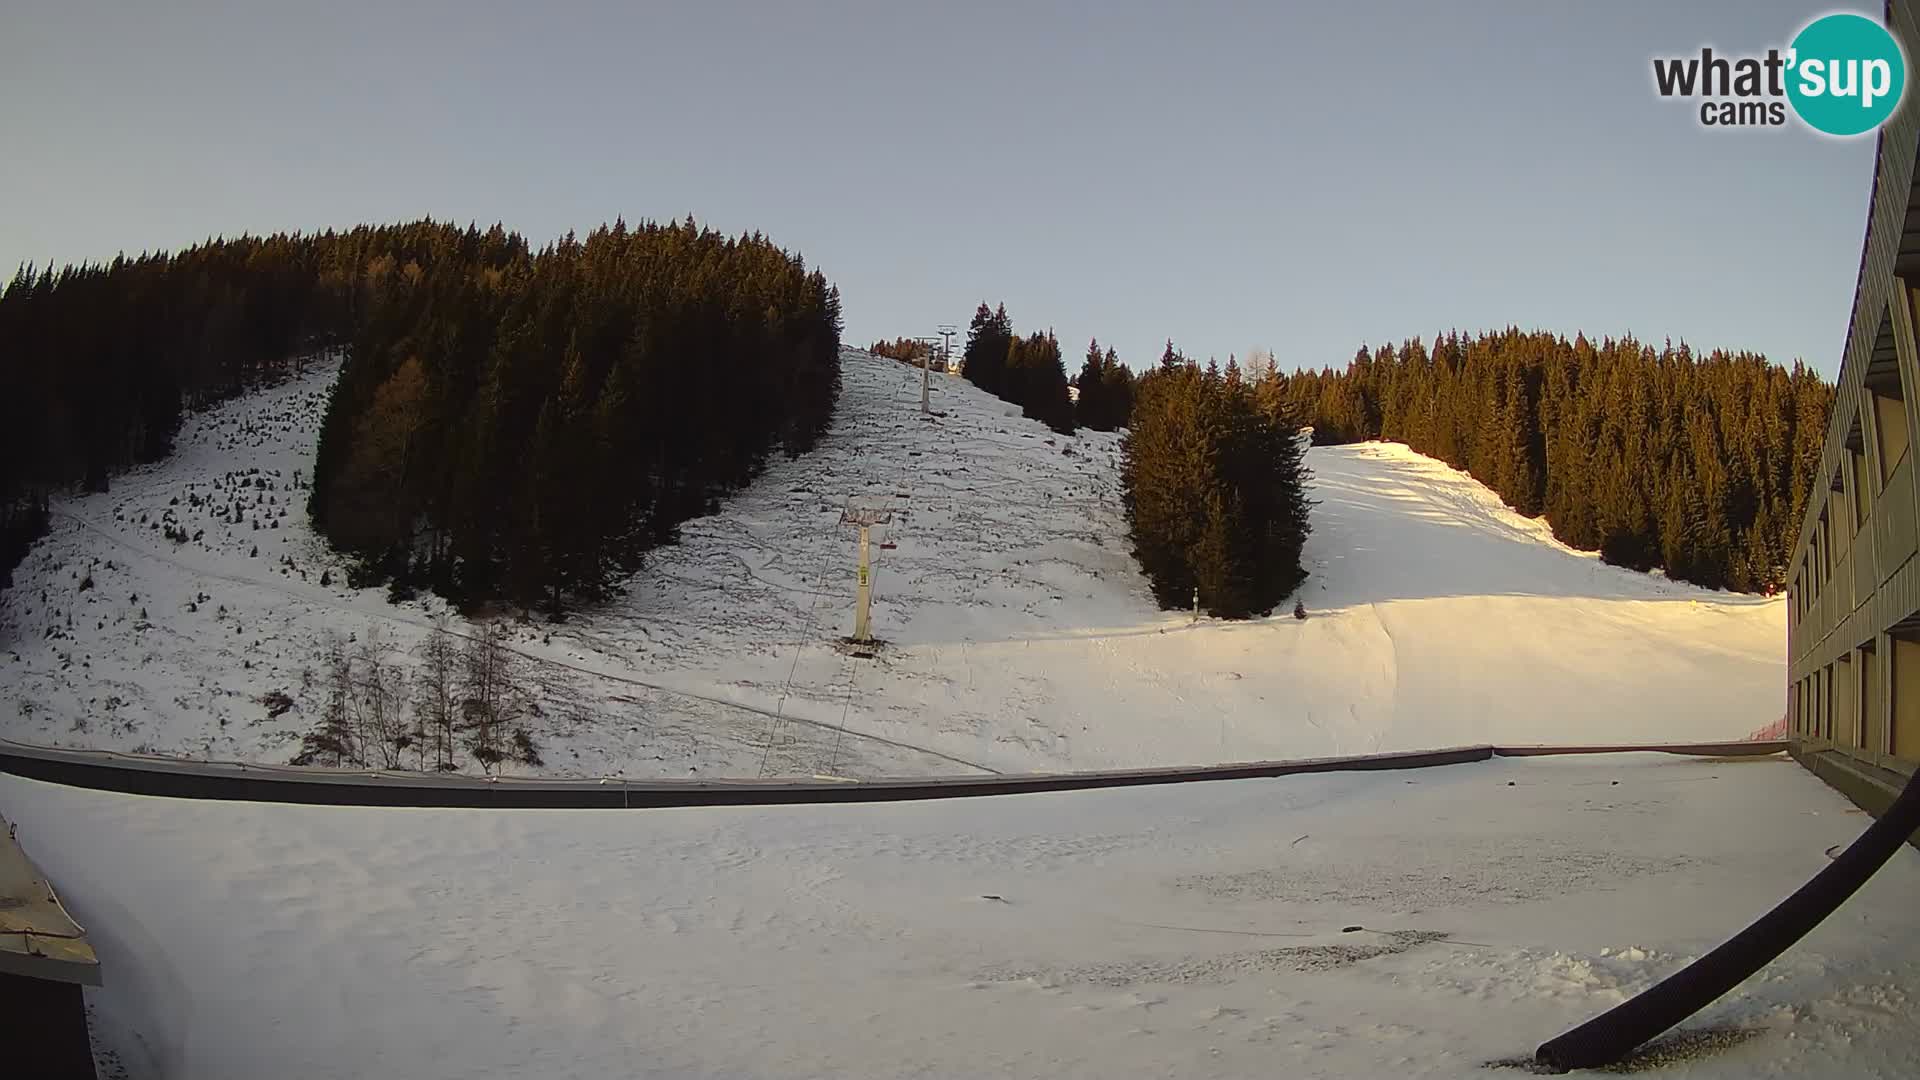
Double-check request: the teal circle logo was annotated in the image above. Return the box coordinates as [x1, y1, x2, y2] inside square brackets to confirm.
[1786, 13, 1906, 136]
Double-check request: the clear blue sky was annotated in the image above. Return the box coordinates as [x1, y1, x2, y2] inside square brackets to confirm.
[0, 1, 1882, 376]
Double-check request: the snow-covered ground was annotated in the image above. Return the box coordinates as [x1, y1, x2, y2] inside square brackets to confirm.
[0, 351, 1885, 1078]
[0, 349, 1785, 778]
[8, 752, 1916, 1078]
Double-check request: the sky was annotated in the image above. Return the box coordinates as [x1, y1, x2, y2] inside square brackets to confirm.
[0, 1, 1885, 377]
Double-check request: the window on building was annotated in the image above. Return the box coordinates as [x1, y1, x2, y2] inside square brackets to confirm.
[1815, 517, 1827, 595]
[1874, 303, 1911, 483]
[1891, 633, 1920, 765]
[1874, 390, 1908, 483]
[1851, 439, 1873, 528]
[1861, 640, 1882, 754]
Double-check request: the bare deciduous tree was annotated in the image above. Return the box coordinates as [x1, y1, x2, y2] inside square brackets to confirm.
[1245, 348, 1277, 384]
[460, 619, 524, 774]
[354, 627, 406, 769]
[413, 617, 461, 772]
[294, 633, 359, 766]
[291, 617, 552, 775]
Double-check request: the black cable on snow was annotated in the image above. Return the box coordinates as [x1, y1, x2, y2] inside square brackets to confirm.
[1534, 766, 1920, 1072]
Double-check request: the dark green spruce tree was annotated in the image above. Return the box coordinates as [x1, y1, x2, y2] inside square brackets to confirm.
[1076, 338, 1106, 430]
[961, 302, 1012, 397]
[1100, 346, 1136, 429]
[1121, 348, 1311, 618]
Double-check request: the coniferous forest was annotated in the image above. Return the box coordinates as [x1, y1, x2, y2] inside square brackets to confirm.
[868, 336, 933, 363]
[3, 230, 1828, 613]
[1123, 347, 1313, 618]
[1074, 338, 1136, 432]
[1, 230, 352, 589]
[879, 316, 1136, 433]
[1265, 330, 1833, 593]
[0, 219, 843, 609]
[959, 303, 1077, 434]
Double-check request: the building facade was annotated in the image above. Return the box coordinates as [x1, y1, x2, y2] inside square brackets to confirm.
[1787, 0, 1920, 814]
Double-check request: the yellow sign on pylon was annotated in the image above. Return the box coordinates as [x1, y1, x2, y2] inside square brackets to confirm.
[841, 501, 892, 644]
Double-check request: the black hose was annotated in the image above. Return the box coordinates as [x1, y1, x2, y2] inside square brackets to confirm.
[1535, 765, 1920, 1072]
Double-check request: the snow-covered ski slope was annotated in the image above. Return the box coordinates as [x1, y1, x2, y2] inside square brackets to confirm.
[10, 753, 1917, 1079]
[0, 349, 1785, 777]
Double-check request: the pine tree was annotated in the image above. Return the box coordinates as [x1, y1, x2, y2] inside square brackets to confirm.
[962, 302, 1012, 396]
[1017, 330, 1074, 434]
[1100, 347, 1136, 429]
[1122, 350, 1312, 618]
[1193, 489, 1260, 618]
[1076, 338, 1107, 430]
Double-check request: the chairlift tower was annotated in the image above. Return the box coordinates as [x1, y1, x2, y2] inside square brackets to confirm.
[938, 324, 957, 375]
[915, 336, 940, 413]
[840, 501, 893, 643]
